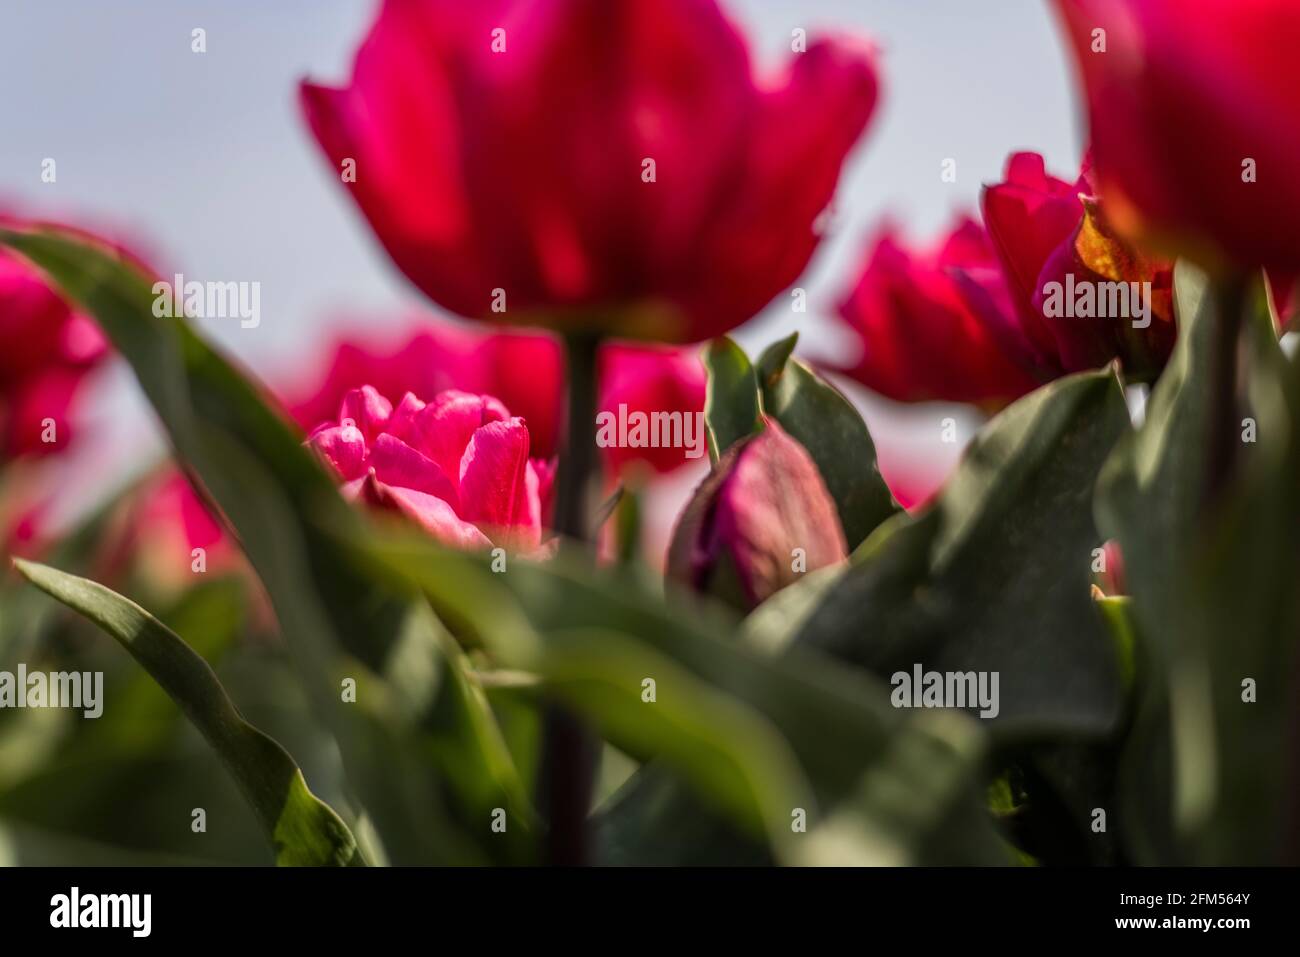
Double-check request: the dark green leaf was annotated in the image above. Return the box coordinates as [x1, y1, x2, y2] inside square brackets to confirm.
[754, 333, 898, 548]
[354, 530, 1009, 864]
[794, 369, 1131, 738]
[1096, 263, 1300, 863]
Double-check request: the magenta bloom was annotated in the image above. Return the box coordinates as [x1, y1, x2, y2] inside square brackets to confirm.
[1053, 0, 1300, 272]
[290, 324, 565, 458]
[833, 216, 1040, 407]
[982, 152, 1174, 380]
[596, 342, 705, 475]
[0, 244, 106, 458]
[668, 420, 846, 610]
[289, 320, 704, 474]
[834, 152, 1177, 409]
[308, 385, 552, 553]
[300, 0, 880, 342]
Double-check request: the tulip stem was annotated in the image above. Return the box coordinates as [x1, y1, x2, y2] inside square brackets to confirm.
[539, 331, 601, 866]
[554, 332, 600, 543]
[1205, 276, 1248, 506]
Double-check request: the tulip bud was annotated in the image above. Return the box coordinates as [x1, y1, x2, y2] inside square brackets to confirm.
[667, 420, 847, 611]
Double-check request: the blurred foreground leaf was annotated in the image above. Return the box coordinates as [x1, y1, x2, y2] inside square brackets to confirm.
[355, 531, 1010, 864]
[13, 559, 362, 866]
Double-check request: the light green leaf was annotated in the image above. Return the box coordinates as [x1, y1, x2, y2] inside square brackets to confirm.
[702, 336, 762, 463]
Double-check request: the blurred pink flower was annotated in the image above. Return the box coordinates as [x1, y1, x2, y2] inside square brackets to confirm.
[137, 320, 704, 571]
[308, 385, 552, 552]
[140, 470, 231, 560]
[301, 0, 880, 342]
[117, 469, 244, 586]
[0, 231, 107, 459]
[833, 216, 1040, 407]
[290, 324, 565, 459]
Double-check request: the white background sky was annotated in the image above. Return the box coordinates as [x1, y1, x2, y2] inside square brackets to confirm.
[0, 0, 1085, 526]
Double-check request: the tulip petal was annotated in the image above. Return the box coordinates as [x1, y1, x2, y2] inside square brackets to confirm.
[458, 416, 538, 550]
[981, 152, 1083, 359]
[338, 385, 393, 440]
[689, 38, 880, 340]
[409, 389, 511, 492]
[384, 391, 427, 445]
[299, 0, 499, 318]
[836, 219, 1040, 405]
[361, 473, 492, 550]
[368, 432, 460, 507]
[1054, 0, 1300, 271]
[306, 422, 368, 481]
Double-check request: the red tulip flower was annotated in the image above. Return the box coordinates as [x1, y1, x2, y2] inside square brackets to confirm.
[834, 152, 1176, 408]
[668, 420, 846, 611]
[1053, 0, 1300, 273]
[300, 0, 880, 342]
[833, 216, 1040, 407]
[981, 151, 1175, 381]
[308, 385, 553, 553]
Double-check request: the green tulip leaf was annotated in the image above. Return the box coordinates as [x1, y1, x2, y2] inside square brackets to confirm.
[702, 336, 762, 463]
[354, 528, 1009, 864]
[1096, 262, 1300, 864]
[793, 368, 1131, 738]
[754, 333, 898, 548]
[13, 559, 362, 867]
